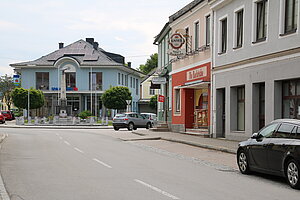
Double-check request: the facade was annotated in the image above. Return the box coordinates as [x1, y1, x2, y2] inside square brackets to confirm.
[10, 38, 144, 117]
[168, 0, 212, 133]
[210, 0, 300, 140]
[138, 69, 159, 113]
[154, 23, 172, 126]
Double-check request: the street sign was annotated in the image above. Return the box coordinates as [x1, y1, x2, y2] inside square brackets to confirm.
[152, 77, 166, 84]
[158, 95, 165, 102]
[13, 74, 20, 86]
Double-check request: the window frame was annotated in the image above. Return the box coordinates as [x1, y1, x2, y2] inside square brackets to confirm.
[175, 88, 181, 113]
[219, 17, 228, 54]
[205, 14, 211, 46]
[237, 86, 245, 131]
[194, 20, 200, 50]
[255, 0, 268, 42]
[284, 0, 298, 34]
[234, 8, 244, 49]
[36, 72, 49, 90]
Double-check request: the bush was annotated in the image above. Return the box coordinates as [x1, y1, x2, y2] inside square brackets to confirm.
[78, 110, 92, 119]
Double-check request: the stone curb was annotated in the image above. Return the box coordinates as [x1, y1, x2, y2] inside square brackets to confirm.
[0, 125, 113, 129]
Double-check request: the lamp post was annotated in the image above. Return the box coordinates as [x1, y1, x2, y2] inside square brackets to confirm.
[27, 89, 30, 120]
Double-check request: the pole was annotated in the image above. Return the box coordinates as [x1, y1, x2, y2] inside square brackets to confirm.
[28, 89, 30, 119]
[90, 67, 93, 114]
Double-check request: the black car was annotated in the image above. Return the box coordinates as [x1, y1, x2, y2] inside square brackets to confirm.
[237, 119, 300, 189]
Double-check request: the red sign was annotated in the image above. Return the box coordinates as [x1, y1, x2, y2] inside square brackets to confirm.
[158, 95, 165, 102]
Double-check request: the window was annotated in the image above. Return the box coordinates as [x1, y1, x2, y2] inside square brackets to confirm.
[284, 0, 298, 33]
[89, 72, 102, 90]
[36, 72, 49, 90]
[236, 9, 244, 48]
[66, 72, 76, 88]
[282, 79, 300, 119]
[130, 77, 132, 87]
[256, 0, 268, 42]
[194, 21, 200, 50]
[133, 78, 135, 88]
[125, 75, 128, 86]
[175, 89, 181, 112]
[118, 73, 120, 85]
[237, 86, 245, 131]
[136, 79, 138, 95]
[259, 123, 278, 138]
[149, 88, 155, 95]
[274, 123, 294, 138]
[121, 74, 124, 85]
[206, 15, 211, 46]
[220, 18, 227, 53]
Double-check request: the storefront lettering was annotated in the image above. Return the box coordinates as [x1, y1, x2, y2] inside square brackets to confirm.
[186, 67, 207, 81]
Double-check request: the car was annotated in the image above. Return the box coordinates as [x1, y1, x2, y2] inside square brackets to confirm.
[141, 113, 157, 127]
[0, 112, 5, 124]
[237, 119, 300, 189]
[112, 112, 152, 131]
[1, 110, 14, 121]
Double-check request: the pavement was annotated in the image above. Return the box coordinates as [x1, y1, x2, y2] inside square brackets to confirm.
[0, 121, 239, 154]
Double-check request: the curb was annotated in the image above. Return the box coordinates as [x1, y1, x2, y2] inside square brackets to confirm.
[0, 125, 113, 129]
[0, 134, 10, 200]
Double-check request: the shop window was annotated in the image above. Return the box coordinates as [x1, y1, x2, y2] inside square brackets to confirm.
[282, 79, 300, 119]
[175, 89, 181, 112]
[237, 86, 245, 131]
[36, 72, 49, 90]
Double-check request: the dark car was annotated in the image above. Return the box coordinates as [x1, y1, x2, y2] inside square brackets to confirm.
[0, 112, 5, 124]
[237, 119, 300, 189]
[113, 112, 152, 131]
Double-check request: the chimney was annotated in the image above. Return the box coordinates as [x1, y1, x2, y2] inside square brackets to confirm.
[93, 42, 99, 50]
[86, 38, 94, 45]
[127, 62, 131, 68]
[59, 42, 64, 49]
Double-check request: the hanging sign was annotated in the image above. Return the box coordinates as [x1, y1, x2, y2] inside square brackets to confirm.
[158, 95, 165, 102]
[169, 33, 185, 49]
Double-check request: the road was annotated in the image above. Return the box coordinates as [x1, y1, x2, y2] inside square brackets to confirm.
[0, 128, 299, 200]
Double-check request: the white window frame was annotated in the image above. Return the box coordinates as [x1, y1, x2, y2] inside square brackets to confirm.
[279, 0, 299, 37]
[205, 13, 212, 46]
[194, 20, 200, 50]
[233, 6, 245, 50]
[218, 15, 228, 55]
[174, 88, 181, 113]
[251, 0, 269, 45]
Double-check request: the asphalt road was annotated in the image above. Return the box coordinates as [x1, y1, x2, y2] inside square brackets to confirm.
[0, 128, 299, 200]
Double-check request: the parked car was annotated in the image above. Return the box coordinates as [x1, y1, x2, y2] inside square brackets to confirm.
[113, 112, 152, 131]
[141, 113, 157, 127]
[0, 112, 5, 124]
[1, 110, 14, 121]
[237, 119, 300, 189]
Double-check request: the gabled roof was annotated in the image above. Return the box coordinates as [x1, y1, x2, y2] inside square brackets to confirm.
[10, 39, 124, 67]
[141, 68, 158, 83]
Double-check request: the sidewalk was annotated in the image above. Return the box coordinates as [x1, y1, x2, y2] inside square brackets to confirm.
[131, 129, 239, 154]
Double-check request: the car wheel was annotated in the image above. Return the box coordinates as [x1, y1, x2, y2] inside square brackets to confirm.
[286, 159, 300, 189]
[128, 123, 134, 131]
[237, 149, 250, 174]
[113, 126, 119, 131]
[146, 122, 151, 129]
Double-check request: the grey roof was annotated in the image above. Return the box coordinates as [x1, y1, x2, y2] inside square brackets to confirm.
[10, 39, 125, 67]
[169, 0, 205, 23]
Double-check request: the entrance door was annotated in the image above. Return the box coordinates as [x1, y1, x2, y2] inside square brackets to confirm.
[216, 88, 225, 138]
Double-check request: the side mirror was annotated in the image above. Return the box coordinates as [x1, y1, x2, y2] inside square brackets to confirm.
[251, 132, 259, 139]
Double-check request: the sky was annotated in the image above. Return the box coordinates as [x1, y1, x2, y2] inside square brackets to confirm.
[0, 0, 192, 76]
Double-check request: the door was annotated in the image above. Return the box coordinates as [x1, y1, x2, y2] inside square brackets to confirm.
[267, 123, 295, 172]
[249, 123, 279, 170]
[216, 88, 225, 137]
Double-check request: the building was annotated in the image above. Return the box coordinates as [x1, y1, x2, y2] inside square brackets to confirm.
[210, 0, 300, 140]
[154, 22, 172, 126]
[138, 68, 159, 113]
[168, 0, 212, 134]
[10, 38, 144, 117]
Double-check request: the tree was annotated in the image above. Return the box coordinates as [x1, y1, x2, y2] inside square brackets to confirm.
[0, 75, 16, 110]
[101, 86, 132, 110]
[149, 95, 158, 110]
[139, 53, 158, 74]
[11, 88, 45, 110]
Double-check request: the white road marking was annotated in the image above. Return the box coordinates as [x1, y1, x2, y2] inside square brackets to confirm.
[64, 141, 71, 146]
[134, 179, 179, 200]
[74, 147, 84, 153]
[93, 158, 112, 169]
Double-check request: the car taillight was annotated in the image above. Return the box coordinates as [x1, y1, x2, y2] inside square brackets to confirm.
[124, 118, 128, 121]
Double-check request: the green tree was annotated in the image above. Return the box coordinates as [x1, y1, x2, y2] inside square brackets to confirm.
[0, 75, 16, 110]
[101, 86, 132, 110]
[139, 53, 158, 74]
[149, 95, 158, 110]
[11, 88, 45, 110]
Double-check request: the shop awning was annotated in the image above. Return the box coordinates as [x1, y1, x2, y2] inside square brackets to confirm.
[174, 80, 210, 89]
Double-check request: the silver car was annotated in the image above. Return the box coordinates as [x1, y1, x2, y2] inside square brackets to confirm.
[113, 112, 152, 131]
[141, 113, 157, 127]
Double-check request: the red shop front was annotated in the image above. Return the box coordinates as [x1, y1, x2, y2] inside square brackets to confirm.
[172, 62, 211, 132]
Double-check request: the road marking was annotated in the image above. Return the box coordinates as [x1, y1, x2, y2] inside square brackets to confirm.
[74, 147, 84, 153]
[134, 179, 179, 200]
[93, 158, 112, 169]
[64, 141, 71, 146]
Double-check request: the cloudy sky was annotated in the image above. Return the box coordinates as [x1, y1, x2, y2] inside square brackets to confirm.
[0, 0, 192, 76]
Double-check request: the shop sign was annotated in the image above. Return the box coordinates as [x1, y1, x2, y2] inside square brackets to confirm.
[158, 95, 165, 102]
[186, 66, 207, 81]
[152, 77, 166, 84]
[169, 33, 185, 49]
[13, 75, 20, 86]
[167, 48, 185, 56]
